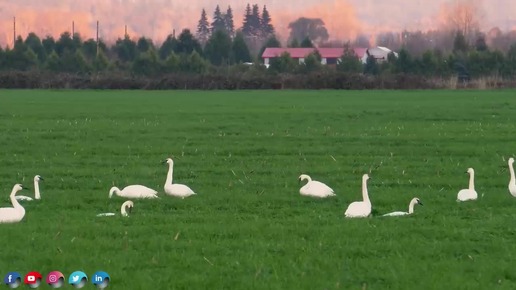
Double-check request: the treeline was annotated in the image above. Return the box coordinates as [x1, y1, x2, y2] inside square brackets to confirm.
[0, 13, 516, 89]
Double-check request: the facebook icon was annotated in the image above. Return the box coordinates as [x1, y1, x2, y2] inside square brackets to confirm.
[4, 272, 22, 288]
[91, 271, 110, 289]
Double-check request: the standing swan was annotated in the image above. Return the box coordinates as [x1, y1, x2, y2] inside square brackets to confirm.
[298, 174, 335, 198]
[163, 158, 196, 198]
[383, 198, 423, 217]
[15, 175, 44, 201]
[0, 184, 27, 223]
[344, 174, 372, 218]
[508, 158, 516, 197]
[97, 201, 134, 217]
[457, 168, 478, 202]
[109, 185, 158, 199]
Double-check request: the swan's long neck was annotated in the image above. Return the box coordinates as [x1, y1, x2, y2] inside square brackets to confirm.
[34, 180, 41, 200]
[408, 200, 416, 214]
[468, 171, 475, 190]
[509, 162, 515, 185]
[121, 204, 128, 216]
[305, 175, 312, 182]
[166, 163, 174, 185]
[362, 178, 370, 203]
[109, 187, 120, 198]
[10, 188, 23, 209]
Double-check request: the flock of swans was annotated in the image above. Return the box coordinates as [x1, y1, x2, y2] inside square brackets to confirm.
[1, 157, 515, 223]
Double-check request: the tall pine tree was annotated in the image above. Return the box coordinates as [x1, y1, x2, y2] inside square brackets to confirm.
[225, 6, 235, 38]
[211, 5, 226, 33]
[250, 4, 261, 37]
[242, 4, 253, 37]
[196, 9, 210, 45]
[260, 5, 274, 39]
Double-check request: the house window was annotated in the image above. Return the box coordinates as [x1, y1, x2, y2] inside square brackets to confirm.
[326, 58, 337, 65]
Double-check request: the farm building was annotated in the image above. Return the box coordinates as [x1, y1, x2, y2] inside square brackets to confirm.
[261, 47, 367, 66]
[362, 46, 399, 63]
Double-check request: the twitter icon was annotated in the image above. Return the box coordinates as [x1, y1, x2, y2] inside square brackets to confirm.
[68, 271, 88, 289]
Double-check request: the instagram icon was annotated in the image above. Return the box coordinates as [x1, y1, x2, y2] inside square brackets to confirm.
[46, 271, 65, 288]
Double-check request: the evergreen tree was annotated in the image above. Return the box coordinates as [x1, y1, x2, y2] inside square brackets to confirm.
[41, 36, 56, 55]
[224, 6, 235, 38]
[300, 36, 314, 48]
[453, 30, 468, 54]
[232, 31, 251, 63]
[196, 9, 210, 45]
[163, 52, 180, 73]
[204, 30, 232, 65]
[211, 5, 226, 33]
[136, 37, 154, 53]
[176, 29, 203, 55]
[159, 35, 179, 59]
[364, 55, 379, 75]
[242, 4, 253, 37]
[337, 45, 362, 73]
[260, 5, 274, 39]
[93, 50, 110, 72]
[24, 32, 46, 63]
[250, 4, 261, 37]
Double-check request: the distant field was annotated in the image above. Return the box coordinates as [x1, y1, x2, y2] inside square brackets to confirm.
[1, 89, 516, 289]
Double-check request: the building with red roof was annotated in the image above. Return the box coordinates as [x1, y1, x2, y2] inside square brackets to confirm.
[261, 47, 367, 67]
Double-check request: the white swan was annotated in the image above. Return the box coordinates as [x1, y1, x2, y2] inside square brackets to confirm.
[508, 157, 516, 197]
[298, 174, 335, 198]
[163, 158, 196, 198]
[457, 168, 478, 202]
[97, 200, 134, 217]
[15, 175, 44, 201]
[344, 174, 372, 218]
[383, 197, 423, 217]
[109, 185, 158, 199]
[0, 184, 27, 223]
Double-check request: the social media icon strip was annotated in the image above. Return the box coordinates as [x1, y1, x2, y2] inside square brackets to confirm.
[46, 271, 65, 288]
[24, 271, 42, 289]
[68, 271, 88, 289]
[4, 272, 22, 289]
[91, 271, 110, 289]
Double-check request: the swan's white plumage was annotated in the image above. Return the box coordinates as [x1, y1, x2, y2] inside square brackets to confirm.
[0, 184, 26, 223]
[383, 197, 423, 217]
[109, 185, 158, 199]
[508, 158, 516, 197]
[15, 175, 43, 202]
[457, 168, 478, 202]
[344, 174, 372, 218]
[298, 174, 335, 198]
[97, 200, 133, 217]
[163, 158, 196, 198]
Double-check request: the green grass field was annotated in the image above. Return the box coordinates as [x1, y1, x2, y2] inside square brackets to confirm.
[1, 89, 516, 289]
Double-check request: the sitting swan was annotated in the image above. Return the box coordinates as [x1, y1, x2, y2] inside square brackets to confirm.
[344, 174, 372, 218]
[163, 158, 196, 198]
[508, 158, 516, 197]
[16, 175, 44, 201]
[0, 184, 27, 223]
[109, 185, 158, 199]
[457, 168, 478, 202]
[97, 200, 134, 217]
[383, 197, 423, 217]
[298, 174, 335, 198]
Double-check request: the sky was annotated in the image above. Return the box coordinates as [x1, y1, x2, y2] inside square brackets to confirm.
[0, 0, 514, 46]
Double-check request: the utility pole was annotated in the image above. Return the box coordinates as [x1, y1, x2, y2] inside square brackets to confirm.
[96, 20, 99, 56]
[125, 25, 127, 38]
[72, 21, 75, 36]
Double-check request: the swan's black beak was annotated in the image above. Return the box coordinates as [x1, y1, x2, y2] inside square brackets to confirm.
[419, 201, 424, 206]
[298, 178, 301, 184]
[161, 160, 167, 164]
[39, 176, 45, 181]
